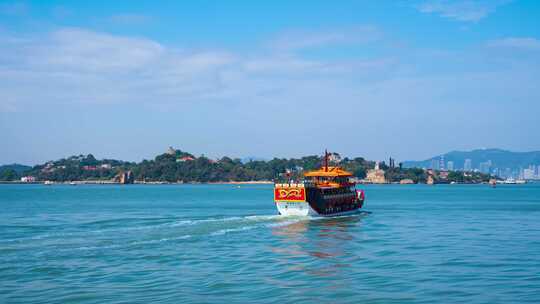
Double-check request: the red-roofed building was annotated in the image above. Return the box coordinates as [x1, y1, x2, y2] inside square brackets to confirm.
[177, 156, 195, 162]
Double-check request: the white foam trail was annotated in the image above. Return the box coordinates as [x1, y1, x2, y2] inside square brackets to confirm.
[210, 225, 258, 236]
[13, 212, 365, 249]
[43, 235, 195, 253]
[129, 235, 192, 246]
[244, 215, 282, 221]
[1, 216, 264, 244]
[209, 218, 303, 237]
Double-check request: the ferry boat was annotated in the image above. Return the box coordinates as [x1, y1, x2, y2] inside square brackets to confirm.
[274, 151, 365, 216]
[503, 178, 517, 184]
[501, 178, 527, 184]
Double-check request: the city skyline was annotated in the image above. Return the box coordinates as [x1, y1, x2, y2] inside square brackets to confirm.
[422, 154, 540, 180]
[1, 1, 539, 165]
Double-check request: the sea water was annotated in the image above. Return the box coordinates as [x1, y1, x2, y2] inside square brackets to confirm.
[1, 184, 539, 303]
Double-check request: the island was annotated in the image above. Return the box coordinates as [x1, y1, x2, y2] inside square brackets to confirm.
[0, 148, 495, 185]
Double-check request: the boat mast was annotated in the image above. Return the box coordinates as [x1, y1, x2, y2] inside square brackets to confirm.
[324, 149, 329, 172]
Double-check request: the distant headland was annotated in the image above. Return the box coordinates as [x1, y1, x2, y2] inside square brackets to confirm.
[0, 147, 504, 185]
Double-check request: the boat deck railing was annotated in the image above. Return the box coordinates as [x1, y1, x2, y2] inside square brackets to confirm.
[274, 180, 316, 188]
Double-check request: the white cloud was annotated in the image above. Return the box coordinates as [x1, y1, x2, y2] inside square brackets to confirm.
[417, 0, 511, 22]
[1, 26, 539, 163]
[268, 26, 381, 51]
[1, 25, 537, 125]
[0, 28, 241, 111]
[242, 56, 324, 74]
[37, 28, 166, 71]
[0, 27, 396, 112]
[487, 37, 540, 51]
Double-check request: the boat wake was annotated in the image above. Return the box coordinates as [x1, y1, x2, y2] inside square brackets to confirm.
[1, 212, 369, 255]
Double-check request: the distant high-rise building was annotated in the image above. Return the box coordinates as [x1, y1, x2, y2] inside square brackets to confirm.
[447, 161, 454, 171]
[524, 168, 535, 180]
[439, 155, 445, 171]
[464, 159, 472, 171]
[431, 159, 439, 170]
[479, 163, 487, 173]
[479, 160, 492, 174]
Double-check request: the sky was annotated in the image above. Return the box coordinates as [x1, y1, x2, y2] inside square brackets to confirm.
[0, 0, 539, 165]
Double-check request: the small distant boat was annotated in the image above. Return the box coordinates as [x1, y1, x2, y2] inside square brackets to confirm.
[274, 150, 365, 217]
[489, 179, 497, 187]
[44, 181, 53, 185]
[69, 181, 76, 186]
[502, 178, 527, 184]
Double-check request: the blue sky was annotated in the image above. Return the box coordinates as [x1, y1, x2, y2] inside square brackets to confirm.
[1, 0, 539, 165]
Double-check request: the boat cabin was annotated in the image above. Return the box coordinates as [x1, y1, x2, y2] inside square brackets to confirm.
[303, 166, 355, 188]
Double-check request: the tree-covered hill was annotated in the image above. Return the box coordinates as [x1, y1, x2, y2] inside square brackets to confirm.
[131, 151, 373, 183]
[0, 164, 32, 173]
[15, 154, 134, 182]
[0, 149, 493, 184]
[1, 150, 372, 183]
[0, 164, 32, 181]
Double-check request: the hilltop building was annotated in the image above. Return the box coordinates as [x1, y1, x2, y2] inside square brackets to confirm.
[364, 162, 386, 184]
[167, 146, 176, 155]
[177, 156, 195, 162]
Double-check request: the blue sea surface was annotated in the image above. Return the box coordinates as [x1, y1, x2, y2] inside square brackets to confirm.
[1, 184, 539, 303]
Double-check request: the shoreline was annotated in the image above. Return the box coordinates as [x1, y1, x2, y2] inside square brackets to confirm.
[0, 180, 527, 185]
[0, 180, 274, 185]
